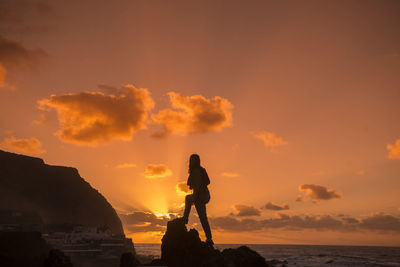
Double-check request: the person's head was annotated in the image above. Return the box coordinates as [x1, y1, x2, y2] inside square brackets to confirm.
[189, 154, 201, 173]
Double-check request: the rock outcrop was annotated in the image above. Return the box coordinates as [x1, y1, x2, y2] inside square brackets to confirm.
[149, 218, 269, 267]
[0, 232, 74, 267]
[0, 231, 49, 267]
[0, 150, 123, 235]
[42, 249, 73, 267]
[120, 252, 140, 267]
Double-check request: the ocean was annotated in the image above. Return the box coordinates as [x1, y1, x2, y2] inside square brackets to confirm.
[134, 243, 400, 266]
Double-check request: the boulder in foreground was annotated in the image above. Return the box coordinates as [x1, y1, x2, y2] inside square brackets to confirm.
[149, 218, 268, 267]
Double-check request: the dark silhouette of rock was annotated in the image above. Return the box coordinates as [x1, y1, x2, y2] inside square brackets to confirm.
[120, 252, 140, 267]
[42, 249, 73, 267]
[0, 231, 50, 267]
[154, 218, 268, 267]
[0, 232, 74, 267]
[221, 246, 268, 267]
[146, 258, 165, 266]
[0, 150, 123, 235]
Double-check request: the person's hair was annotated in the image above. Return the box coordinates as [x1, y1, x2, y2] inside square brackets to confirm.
[188, 154, 201, 174]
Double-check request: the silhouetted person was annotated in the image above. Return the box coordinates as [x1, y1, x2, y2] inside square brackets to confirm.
[182, 154, 213, 246]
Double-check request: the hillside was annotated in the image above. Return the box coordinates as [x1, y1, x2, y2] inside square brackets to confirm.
[0, 150, 124, 235]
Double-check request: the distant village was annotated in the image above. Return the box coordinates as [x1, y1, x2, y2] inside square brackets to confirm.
[0, 210, 134, 265]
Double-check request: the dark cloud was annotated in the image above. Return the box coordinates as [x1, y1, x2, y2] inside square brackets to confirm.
[0, 0, 52, 88]
[359, 213, 400, 232]
[119, 210, 400, 235]
[211, 213, 400, 233]
[295, 195, 305, 202]
[0, 0, 54, 35]
[38, 85, 155, 145]
[298, 184, 341, 202]
[268, 213, 343, 231]
[264, 202, 289, 211]
[0, 35, 46, 89]
[0, 36, 45, 69]
[144, 164, 172, 178]
[119, 211, 172, 233]
[152, 92, 233, 137]
[233, 204, 261, 217]
[211, 216, 263, 232]
[342, 217, 359, 224]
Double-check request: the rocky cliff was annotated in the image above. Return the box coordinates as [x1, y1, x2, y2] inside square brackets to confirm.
[0, 150, 123, 235]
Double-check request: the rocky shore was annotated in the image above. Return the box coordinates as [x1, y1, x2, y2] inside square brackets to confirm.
[121, 218, 270, 267]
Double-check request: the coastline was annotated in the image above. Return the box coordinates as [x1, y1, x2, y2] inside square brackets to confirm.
[135, 243, 400, 266]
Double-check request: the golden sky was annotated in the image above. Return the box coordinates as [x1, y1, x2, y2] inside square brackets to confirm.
[1, 0, 400, 246]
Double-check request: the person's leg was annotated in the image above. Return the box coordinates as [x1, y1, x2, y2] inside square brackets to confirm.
[183, 194, 194, 224]
[194, 201, 212, 243]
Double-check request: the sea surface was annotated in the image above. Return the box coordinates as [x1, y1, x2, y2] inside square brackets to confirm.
[134, 243, 400, 266]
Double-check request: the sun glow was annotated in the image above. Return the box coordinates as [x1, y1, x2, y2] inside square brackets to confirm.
[126, 231, 164, 243]
[154, 212, 177, 219]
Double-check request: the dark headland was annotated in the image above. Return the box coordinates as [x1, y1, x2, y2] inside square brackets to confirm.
[0, 150, 134, 267]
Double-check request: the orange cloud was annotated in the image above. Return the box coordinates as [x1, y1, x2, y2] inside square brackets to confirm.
[298, 184, 341, 202]
[387, 139, 400, 160]
[221, 172, 240, 177]
[152, 92, 233, 137]
[233, 204, 261, 217]
[145, 164, 172, 178]
[32, 114, 48, 125]
[0, 136, 45, 155]
[0, 35, 46, 89]
[253, 131, 288, 150]
[264, 202, 289, 211]
[176, 181, 191, 196]
[115, 163, 137, 169]
[38, 85, 154, 146]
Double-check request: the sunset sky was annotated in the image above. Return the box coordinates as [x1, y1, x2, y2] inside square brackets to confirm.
[1, 0, 400, 246]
